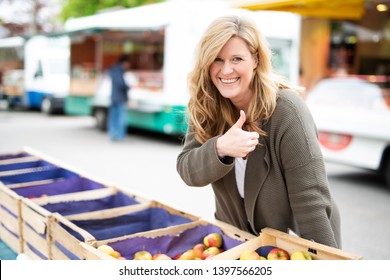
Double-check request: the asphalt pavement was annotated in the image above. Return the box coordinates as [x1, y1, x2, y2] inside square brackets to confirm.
[1, 110, 389, 260]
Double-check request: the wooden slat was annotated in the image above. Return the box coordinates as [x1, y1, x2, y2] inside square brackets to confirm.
[0, 156, 39, 165]
[34, 187, 116, 205]
[7, 179, 62, 189]
[0, 225, 22, 253]
[64, 202, 151, 221]
[21, 201, 49, 234]
[22, 224, 49, 259]
[0, 207, 20, 234]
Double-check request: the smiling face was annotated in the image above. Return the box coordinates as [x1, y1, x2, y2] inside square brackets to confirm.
[210, 36, 258, 111]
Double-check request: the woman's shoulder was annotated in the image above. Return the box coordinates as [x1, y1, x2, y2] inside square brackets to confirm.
[275, 88, 307, 113]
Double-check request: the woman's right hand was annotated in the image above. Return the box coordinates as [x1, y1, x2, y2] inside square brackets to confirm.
[216, 110, 259, 159]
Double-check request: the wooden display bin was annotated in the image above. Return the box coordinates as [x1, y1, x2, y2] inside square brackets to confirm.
[49, 200, 200, 260]
[210, 227, 363, 260]
[19, 186, 148, 260]
[0, 184, 23, 254]
[81, 218, 256, 260]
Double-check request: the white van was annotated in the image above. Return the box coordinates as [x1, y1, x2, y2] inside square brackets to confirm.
[23, 35, 70, 114]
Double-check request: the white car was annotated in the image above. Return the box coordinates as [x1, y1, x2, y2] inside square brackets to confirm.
[305, 77, 390, 188]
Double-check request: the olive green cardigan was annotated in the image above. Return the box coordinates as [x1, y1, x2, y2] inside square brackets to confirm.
[176, 89, 341, 248]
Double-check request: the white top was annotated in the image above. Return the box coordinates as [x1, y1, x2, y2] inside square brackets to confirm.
[235, 157, 247, 198]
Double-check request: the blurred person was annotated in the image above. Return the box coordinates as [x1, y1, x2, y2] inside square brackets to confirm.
[108, 55, 131, 141]
[176, 15, 341, 248]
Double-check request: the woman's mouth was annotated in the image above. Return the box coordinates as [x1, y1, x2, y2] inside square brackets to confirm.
[220, 77, 239, 85]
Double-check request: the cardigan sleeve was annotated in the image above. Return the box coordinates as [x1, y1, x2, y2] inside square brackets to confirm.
[176, 131, 234, 187]
[273, 90, 340, 248]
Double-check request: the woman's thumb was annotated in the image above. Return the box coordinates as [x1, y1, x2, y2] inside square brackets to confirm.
[235, 110, 246, 129]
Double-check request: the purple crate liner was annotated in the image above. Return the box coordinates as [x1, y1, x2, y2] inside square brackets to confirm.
[62, 207, 193, 241]
[108, 224, 244, 259]
[0, 152, 31, 160]
[13, 176, 107, 198]
[0, 160, 56, 172]
[42, 192, 139, 215]
[0, 167, 79, 185]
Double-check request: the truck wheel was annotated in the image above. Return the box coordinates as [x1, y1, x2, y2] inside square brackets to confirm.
[41, 97, 54, 115]
[94, 108, 108, 131]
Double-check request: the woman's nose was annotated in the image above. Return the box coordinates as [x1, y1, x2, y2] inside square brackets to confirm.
[221, 62, 234, 75]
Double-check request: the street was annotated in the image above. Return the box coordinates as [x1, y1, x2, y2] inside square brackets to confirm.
[1, 110, 389, 260]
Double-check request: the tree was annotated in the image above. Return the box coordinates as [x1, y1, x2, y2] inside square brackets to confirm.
[0, 0, 63, 37]
[60, 0, 165, 22]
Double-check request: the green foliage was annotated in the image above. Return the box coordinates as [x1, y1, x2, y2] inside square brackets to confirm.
[60, 0, 165, 22]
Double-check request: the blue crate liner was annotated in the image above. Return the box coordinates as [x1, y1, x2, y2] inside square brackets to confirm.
[0, 167, 79, 185]
[0, 152, 31, 161]
[62, 207, 193, 241]
[42, 192, 139, 215]
[108, 224, 244, 260]
[0, 160, 57, 172]
[12, 176, 107, 198]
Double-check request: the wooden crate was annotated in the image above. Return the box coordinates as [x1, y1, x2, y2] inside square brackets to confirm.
[0, 184, 23, 254]
[49, 200, 200, 260]
[82, 219, 256, 260]
[211, 227, 363, 260]
[19, 187, 148, 260]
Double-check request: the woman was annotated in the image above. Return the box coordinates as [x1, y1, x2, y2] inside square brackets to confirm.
[176, 15, 341, 248]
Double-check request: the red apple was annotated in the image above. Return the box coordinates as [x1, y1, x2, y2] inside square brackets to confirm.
[201, 246, 221, 260]
[239, 250, 262, 260]
[192, 243, 206, 259]
[203, 233, 223, 248]
[267, 248, 290, 260]
[152, 253, 172, 260]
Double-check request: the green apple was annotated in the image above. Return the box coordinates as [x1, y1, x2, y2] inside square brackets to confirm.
[267, 247, 290, 260]
[203, 233, 223, 248]
[97, 244, 117, 257]
[133, 250, 153, 260]
[178, 249, 196, 260]
[290, 251, 312, 260]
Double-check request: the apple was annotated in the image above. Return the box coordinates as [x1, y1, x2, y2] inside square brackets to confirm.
[290, 251, 312, 260]
[97, 244, 117, 257]
[133, 250, 153, 260]
[193, 243, 206, 259]
[239, 250, 263, 260]
[201, 246, 221, 260]
[203, 233, 223, 248]
[153, 253, 172, 260]
[178, 249, 196, 260]
[267, 248, 290, 260]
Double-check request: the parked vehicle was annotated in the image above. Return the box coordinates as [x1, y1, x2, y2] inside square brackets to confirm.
[305, 77, 390, 188]
[23, 35, 70, 114]
[0, 36, 25, 109]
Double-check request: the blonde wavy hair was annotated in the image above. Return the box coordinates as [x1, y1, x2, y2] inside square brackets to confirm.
[187, 15, 298, 144]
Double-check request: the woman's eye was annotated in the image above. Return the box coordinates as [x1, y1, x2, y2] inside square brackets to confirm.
[214, 57, 223, 62]
[232, 57, 243, 62]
